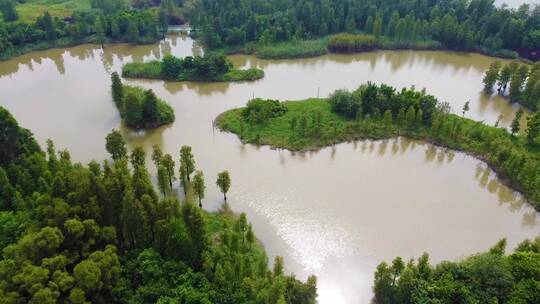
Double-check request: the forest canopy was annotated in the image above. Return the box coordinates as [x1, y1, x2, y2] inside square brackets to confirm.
[0, 106, 318, 304]
[188, 0, 540, 58]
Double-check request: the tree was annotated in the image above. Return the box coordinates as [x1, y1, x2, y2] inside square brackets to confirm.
[39, 12, 56, 41]
[345, 12, 356, 33]
[365, 16, 374, 34]
[158, 8, 169, 37]
[498, 63, 515, 93]
[526, 111, 540, 145]
[509, 65, 529, 102]
[193, 171, 205, 208]
[511, 108, 523, 136]
[462, 100, 470, 117]
[483, 61, 501, 93]
[151, 145, 163, 167]
[124, 93, 142, 127]
[179, 146, 195, 182]
[95, 16, 106, 46]
[383, 110, 393, 126]
[142, 90, 159, 125]
[111, 20, 121, 40]
[0, 0, 18, 22]
[157, 165, 171, 196]
[216, 171, 231, 201]
[130, 147, 146, 168]
[126, 20, 139, 43]
[405, 107, 416, 127]
[373, 14, 383, 37]
[111, 72, 123, 105]
[162, 154, 175, 188]
[161, 55, 182, 80]
[105, 129, 126, 160]
[181, 201, 208, 268]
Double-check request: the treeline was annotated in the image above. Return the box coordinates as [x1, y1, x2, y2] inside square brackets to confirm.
[111, 72, 174, 129]
[217, 83, 540, 209]
[374, 238, 540, 303]
[188, 0, 540, 58]
[483, 61, 540, 111]
[0, 1, 169, 60]
[122, 53, 264, 82]
[0, 106, 317, 303]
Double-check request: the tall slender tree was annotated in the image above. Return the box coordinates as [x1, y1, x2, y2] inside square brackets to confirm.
[193, 171, 205, 208]
[216, 171, 231, 201]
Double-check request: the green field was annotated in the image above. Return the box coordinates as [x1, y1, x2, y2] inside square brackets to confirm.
[15, 0, 91, 22]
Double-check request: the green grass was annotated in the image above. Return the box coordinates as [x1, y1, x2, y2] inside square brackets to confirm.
[122, 61, 163, 79]
[217, 99, 351, 150]
[217, 98, 540, 210]
[15, 0, 91, 22]
[256, 39, 329, 59]
[223, 68, 264, 81]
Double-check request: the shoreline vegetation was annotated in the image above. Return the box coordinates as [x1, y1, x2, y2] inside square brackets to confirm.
[189, 0, 539, 61]
[374, 238, 540, 303]
[216, 84, 540, 211]
[111, 72, 175, 129]
[215, 33, 528, 61]
[122, 54, 264, 82]
[0, 106, 317, 303]
[0, 0, 183, 61]
[482, 61, 540, 111]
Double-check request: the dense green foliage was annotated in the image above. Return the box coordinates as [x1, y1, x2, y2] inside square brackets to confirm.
[122, 53, 264, 82]
[241, 98, 288, 124]
[483, 61, 540, 111]
[189, 0, 540, 59]
[0, 106, 318, 304]
[0, 1, 163, 60]
[374, 238, 540, 304]
[111, 72, 175, 129]
[217, 83, 540, 210]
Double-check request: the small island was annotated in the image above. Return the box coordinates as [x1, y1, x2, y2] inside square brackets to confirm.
[111, 72, 175, 129]
[121, 54, 264, 82]
[217, 83, 540, 210]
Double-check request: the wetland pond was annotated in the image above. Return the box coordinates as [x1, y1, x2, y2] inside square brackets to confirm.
[1, 35, 538, 304]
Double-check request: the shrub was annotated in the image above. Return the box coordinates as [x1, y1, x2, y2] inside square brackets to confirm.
[329, 89, 361, 118]
[241, 98, 287, 124]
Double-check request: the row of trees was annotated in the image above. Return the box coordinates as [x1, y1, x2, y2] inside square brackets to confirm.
[483, 61, 540, 110]
[111, 72, 175, 129]
[0, 106, 317, 303]
[374, 238, 540, 303]
[106, 129, 230, 207]
[0, 8, 162, 59]
[329, 82, 438, 127]
[189, 0, 540, 56]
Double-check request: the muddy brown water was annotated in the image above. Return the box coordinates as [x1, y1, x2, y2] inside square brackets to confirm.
[1, 35, 538, 304]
